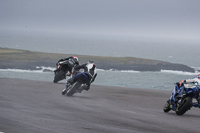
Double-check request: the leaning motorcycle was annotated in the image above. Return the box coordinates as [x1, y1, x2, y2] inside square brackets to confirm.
[62, 72, 91, 96]
[163, 83, 200, 115]
[53, 61, 70, 83]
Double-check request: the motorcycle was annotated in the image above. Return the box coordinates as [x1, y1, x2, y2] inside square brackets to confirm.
[163, 83, 200, 115]
[62, 72, 91, 96]
[53, 60, 70, 83]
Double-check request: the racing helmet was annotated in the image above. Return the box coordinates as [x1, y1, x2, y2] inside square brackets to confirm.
[73, 56, 78, 61]
[197, 74, 200, 79]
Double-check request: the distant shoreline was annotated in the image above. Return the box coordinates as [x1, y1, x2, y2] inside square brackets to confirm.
[0, 47, 195, 72]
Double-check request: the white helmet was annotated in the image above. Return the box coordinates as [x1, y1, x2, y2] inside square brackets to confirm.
[73, 56, 78, 61]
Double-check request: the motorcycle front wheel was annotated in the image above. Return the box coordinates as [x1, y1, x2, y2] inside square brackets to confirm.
[176, 97, 192, 115]
[163, 100, 171, 113]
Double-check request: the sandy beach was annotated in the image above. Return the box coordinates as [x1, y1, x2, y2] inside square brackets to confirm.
[1, 77, 200, 133]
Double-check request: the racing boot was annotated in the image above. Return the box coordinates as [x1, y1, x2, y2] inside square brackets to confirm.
[85, 84, 90, 91]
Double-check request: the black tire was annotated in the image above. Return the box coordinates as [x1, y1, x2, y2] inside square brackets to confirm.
[176, 97, 192, 115]
[163, 100, 171, 113]
[53, 70, 66, 83]
[67, 82, 82, 96]
[62, 89, 67, 95]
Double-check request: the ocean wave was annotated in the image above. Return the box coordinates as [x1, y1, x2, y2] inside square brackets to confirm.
[120, 70, 140, 73]
[99, 68, 140, 73]
[0, 66, 55, 73]
[96, 68, 106, 71]
[0, 66, 199, 75]
[0, 68, 45, 73]
[161, 69, 199, 75]
[0, 67, 113, 73]
[192, 66, 200, 72]
[36, 66, 55, 72]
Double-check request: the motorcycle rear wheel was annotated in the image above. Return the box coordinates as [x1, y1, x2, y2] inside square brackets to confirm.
[176, 97, 192, 115]
[67, 81, 82, 96]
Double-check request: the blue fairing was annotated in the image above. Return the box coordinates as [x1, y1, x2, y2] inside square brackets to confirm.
[75, 72, 90, 84]
[171, 84, 184, 101]
[170, 84, 200, 109]
[185, 87, 199, 98]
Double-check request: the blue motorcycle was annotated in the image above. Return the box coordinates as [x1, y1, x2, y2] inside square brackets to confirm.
[163, 83, 200, 115]
[62, 72, 91, 96]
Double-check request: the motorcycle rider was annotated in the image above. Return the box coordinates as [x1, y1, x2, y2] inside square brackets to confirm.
[62, 60, 97, 94]
[179, 74, 200, 86]
[54, 56, 79, 75]
[173, 74, 200, 107]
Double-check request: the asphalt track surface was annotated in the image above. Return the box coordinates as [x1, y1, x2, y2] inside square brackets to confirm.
[1, 78, 200, 133]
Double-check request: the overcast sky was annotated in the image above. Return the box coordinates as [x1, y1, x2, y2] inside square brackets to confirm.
[0, 0, 200, 41]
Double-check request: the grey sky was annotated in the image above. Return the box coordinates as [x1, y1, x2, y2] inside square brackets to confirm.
[0, 0, 200, 41]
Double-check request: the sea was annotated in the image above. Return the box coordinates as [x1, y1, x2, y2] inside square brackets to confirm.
[0, 31, 200, 90]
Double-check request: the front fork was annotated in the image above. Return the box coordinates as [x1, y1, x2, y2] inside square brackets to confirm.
[170, 85, 186, 109]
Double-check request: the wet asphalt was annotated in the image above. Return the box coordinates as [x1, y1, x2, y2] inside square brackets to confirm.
[1, 78, 200, 133]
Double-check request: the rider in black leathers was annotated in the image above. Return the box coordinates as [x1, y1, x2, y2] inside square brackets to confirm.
[54, 56, 79, 75]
